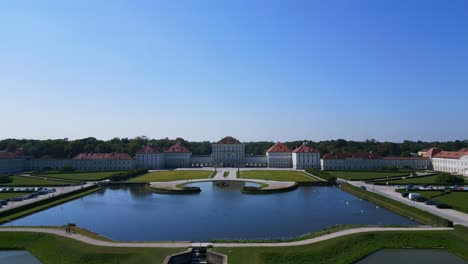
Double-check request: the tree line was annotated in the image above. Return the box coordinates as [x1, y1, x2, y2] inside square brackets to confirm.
[0, 137, 466, 159]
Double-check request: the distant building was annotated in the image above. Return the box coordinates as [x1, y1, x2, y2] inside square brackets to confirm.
[135, 145, 164, 170]
[424, 148, 468, 176]
[212, 137, 245, 167]
[292, 143, 320, 169]
[320, 152, 431, 171]
[418, 149, 429, 156]
[266, 142, 292, 168]
[0, 151, 24, 174]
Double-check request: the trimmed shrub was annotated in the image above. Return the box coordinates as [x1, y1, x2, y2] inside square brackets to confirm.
[109, 168, 148, 181]
[436, 173, 465, 184]
[305, 168, 336, 183]
[0, 175, 12, 183]
[58, 166, 75, 173]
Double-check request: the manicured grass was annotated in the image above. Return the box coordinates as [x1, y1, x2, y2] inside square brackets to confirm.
[214, 226, 468, 264]
[387, 174, 467, 185]
[239, 170, 317, 182]
[0, 232, 182, 264]
[128, 170, 213, 182]
[0, 176, 79, 186]
[39, 171, 122, 181]
[417, 191, 468, 214]
[327, 171, 409, 181]
[340, 183, 452, 227]
[0, 192, 31, 200]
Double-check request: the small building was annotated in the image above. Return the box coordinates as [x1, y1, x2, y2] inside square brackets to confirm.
[266, 142, 292, 168]
[164, 142, 191, 168]
[292, 143, 320, 169]
[211, 137, 245, 167]
[135, 145, 165, 170]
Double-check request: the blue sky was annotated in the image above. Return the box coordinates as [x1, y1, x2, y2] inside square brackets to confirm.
[1, 0, 467, 142]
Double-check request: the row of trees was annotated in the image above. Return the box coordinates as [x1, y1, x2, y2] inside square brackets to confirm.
[0, 137, 466, 159]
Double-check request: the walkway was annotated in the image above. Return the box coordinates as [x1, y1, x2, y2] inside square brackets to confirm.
[149, 168, 296, 191]
[0, 226, 452, 248]
[0, 183, 95, 213]
[346, 181, 468, 227]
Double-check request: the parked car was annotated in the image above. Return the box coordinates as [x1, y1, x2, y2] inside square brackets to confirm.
[414, 196, 428, 202]
[0, 200, 7, 205]
[436, 203, 452, 209]
[405, 184, 414, 191]
[401, 192, 409, 198]
[425, 200, 439, 206]
[408, 193, 421, 200]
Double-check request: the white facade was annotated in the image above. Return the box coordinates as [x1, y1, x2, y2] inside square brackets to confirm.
[267, 152, 292, 168]
[245, 155, 268, 167]
[27, 158, 136, 171]
[212, 141, 245, 167]
[432, 156, 468, 176]
[0, 155, 24, 174]
[190, 155, 213, 167]
[135, 153, 165, 170]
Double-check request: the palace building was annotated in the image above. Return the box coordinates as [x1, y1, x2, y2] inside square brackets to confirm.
[0, 137, 467, 177]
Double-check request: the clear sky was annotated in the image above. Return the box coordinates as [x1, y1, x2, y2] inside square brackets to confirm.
[1, 0, 467, 142]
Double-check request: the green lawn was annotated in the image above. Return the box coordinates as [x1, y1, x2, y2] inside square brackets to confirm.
[417, 191, 468, 214]
[0, 192, 31, 200]
[0, 232, 182, 264]
[239, 170, 317, 182]
[0, 176, 78, 186]
[214, 226, 468, 264]
[388, 175, 467, 185]
[128, 170, 213, 182]
[39, 171, 122, 181]
[327, 171, 409, 181]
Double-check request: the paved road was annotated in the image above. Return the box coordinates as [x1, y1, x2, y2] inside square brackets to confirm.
[0, 183, 95, 213]
[0, 227, 452, 248]
[347, 181, 468, 227]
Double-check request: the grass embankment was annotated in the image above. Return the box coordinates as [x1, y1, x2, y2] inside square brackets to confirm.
[0, 176, 79, 186]
[340, 183, 452, 227]
[128, 170, 213, 182]
[0, 232, 182, 264]
[384, 174, 467, 185]
[327, 171, 410, 181]
[37, 171, 122, 181]
[410, 191, 468, 214]
[214, 225, 468, 264]
[0, 192, 32, 200]
[0, 186, 101, 224]
[239, 170, 317, 182]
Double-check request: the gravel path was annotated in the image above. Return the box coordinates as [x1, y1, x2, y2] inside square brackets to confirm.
[0, 226, 452, 248]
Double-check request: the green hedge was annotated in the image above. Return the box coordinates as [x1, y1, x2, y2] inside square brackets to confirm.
[109, 168, 148, 181]
[305, 168, 337, 183]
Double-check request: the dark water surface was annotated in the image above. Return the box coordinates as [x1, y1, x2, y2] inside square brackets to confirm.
[4, 182, 418, 241]
[0, 251, 41, 264]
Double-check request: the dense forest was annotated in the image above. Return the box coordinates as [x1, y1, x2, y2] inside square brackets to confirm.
[0, 137, 467, 159]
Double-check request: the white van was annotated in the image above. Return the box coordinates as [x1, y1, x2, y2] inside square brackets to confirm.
[408, 193, 421, 200]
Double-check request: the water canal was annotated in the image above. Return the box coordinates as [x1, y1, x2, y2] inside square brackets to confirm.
[4, 182, 418, 241]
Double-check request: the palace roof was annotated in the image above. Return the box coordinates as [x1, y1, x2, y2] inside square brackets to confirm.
[433, 149, 468, 159]
[73, 153, 133, 160]
[137, 145, 161, 154]
[0, 151, 21, 159]
[267, 142, 291, 153]
[165, 142, 191, 153]
[216, 136, 242, 144]
[292, 144, 319, 153]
